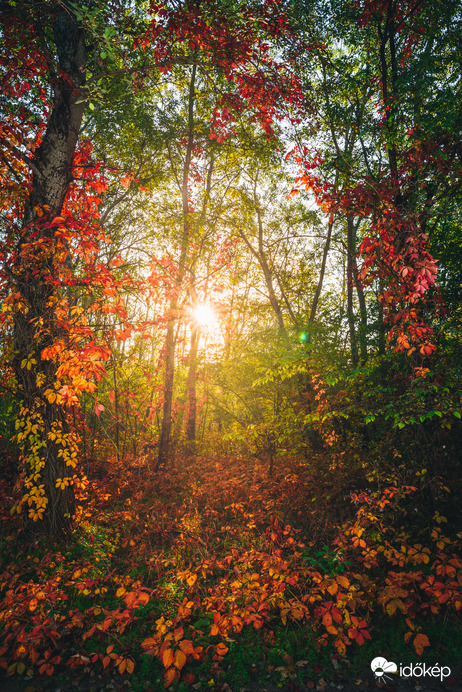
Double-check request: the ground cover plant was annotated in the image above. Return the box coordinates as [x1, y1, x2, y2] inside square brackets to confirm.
[0, 449, 461, 690]
[1, 0, 461, 689]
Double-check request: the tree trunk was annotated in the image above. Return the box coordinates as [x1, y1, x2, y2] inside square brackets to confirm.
[12, 7, 86, 539]
[255, 204, 286, 339]
[113, 360, 120, 462]
[348, 217, 368, 363]
[377, 276, 386, 355]
[186, 322, 200, 448]
[309, 219, 333, 323]
[158, 320, 176, 467]
[239, 193, 287, 341]
[346, 216, 359, 368]
[158, 64, 196, 468]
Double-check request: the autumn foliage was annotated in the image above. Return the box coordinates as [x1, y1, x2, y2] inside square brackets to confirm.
[0, 451, 461, 687]
[1, 0, 462, 689]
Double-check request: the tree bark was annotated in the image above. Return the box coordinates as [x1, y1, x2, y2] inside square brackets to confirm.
[186, 322, 200, 447]
[239, 190, 287, 341]
[158, 64, 196, 468]
[12, 5, 86, 539]
[256, 205, 286, 337]
[309, 219, 333, 323]
[346, 216, 359, 368]
[348, 217, 368, 363]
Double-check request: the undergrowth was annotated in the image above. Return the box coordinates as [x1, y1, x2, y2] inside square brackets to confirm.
[0, 451, 461, 690]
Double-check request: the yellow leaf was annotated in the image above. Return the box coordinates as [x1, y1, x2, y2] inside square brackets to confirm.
[116, 586, 126, 597]
[125, 659, 135, 674]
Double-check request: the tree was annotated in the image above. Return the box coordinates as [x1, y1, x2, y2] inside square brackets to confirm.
[290, 0, 462, 363]
[0, 1, 98, 537]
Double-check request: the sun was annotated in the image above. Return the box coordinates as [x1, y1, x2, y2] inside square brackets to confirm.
[193, 303, 217, 328]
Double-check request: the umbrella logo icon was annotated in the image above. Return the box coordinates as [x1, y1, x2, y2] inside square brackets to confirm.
[371, 657, 398, 681]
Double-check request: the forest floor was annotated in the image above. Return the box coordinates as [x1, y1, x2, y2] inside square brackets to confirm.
[0, 451, 461, 691]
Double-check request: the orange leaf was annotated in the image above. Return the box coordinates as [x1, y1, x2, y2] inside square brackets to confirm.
[215, 643, 228, 657]
[179, 640, 194, 656]
[414, 633, 430, 656]
[174, 649, 186, 670]
[335, 639, 346, 655]
[174, 627, 184, 642]
[141, 637, 158, 652]
[119, 658, 127, 675]
[337, 575, 350, 589]
[331, 607, 343, 624]
[120, 175, 132, 188]
[126, 659, 135, 674]
[322, 612, 333, 628]
[124, 591, 137, 607]
[138, 591, 149, 606]
[193, 645, 203, 659]
[163, 648, 174, 669]
[164, 667, 177, 687]
[29, 597, 38, 611]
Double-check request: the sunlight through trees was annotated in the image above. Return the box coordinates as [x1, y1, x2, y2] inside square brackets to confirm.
[0, 0, 461, 688]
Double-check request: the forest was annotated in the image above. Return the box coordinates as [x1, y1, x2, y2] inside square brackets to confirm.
[0, 0, 461, 690]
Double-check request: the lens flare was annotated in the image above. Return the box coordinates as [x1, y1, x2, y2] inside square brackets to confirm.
[193, 304, 216, 327]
